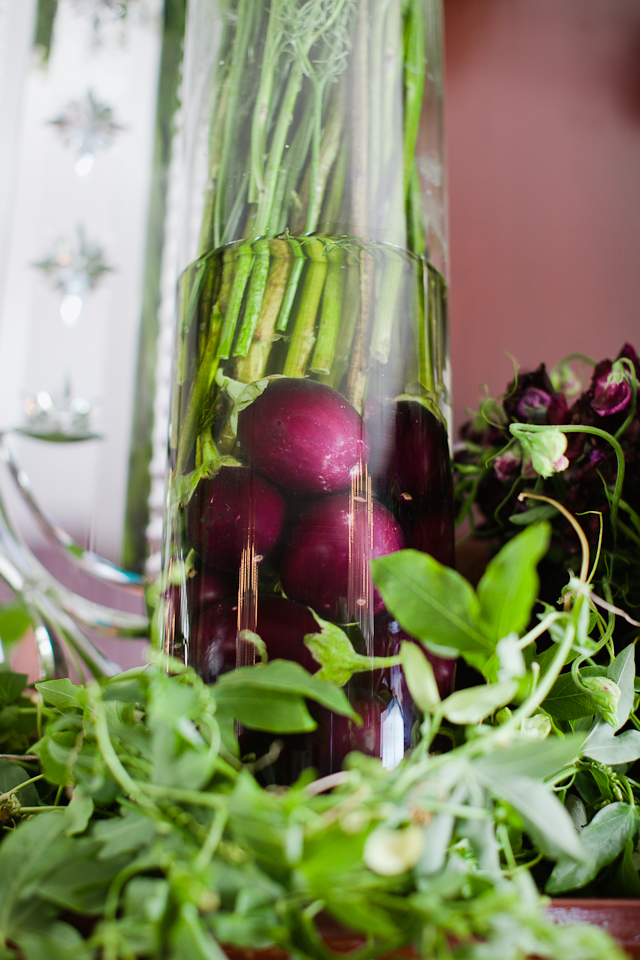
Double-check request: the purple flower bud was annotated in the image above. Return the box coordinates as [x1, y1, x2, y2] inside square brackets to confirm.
[516, 387, 552, 423]
[493, 445, 522, 483]
[591, 361, 631, 417]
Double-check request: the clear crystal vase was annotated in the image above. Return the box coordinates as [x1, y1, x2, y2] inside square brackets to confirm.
[161, 0, 454, 780]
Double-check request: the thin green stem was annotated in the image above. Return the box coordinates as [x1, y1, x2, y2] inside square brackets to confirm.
[212, 0, 258, 249]
[249, 0, 284, 203]
[305, 82, 343, 233]
[254, 62, 304, 236]
[87, 684, 153, 808]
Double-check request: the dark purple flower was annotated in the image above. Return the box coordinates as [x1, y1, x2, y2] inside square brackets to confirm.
[516, 387, 552, 422]
[504, 363, 560, 425]
[493, 446, 522, 483]
[591, 361, 631, 417]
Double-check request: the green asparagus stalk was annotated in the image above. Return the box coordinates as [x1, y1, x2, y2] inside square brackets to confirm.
[235, 239, 293, 382]
[347, 0, 372, 412]
[249, 0, 284, 204]
[403, 0, 426, 202]
[216, 243, 254, 359]
[283, 239, 327, 377]
[211, 0, 261, 249]
[310, 245, 346, 374]
[233, 239, 271, 357]
[328, 252, 360, 390]
[276, 239, 305, 333]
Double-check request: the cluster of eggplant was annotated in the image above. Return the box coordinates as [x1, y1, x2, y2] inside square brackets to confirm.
[173, 378, 455, 775]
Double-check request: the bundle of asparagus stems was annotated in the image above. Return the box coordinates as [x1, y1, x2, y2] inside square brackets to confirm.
[173, 0, 445, 480]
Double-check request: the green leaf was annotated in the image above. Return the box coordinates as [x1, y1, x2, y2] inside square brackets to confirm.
[64, 791, 94, 837]
[607, 643, 636, 731]
[546, 802, 639, 894]
[477, 523, 551, 641]
[0, 758, 40, 807]
[544, 673, 596, 721]
[608, 837, 640, 897]
[0, 604, 31, 650]
[214, 687, 317, 733]
[400, 642, 440, 713]
[36, 679, 84, 713]
[15, 921, 92, 960]
[477, 772, 585, 862]
[303, 616, 400, 687]
[582, 724, 640, 764]
[0, 671, 28, 707]
[473, 734, 585, 783]
[0, 813, 68, 940]
[439, 681, 518, 725]
[509, 504, 558, 525]
[215, 658, 357, 718]
[371, 550, 492, 671]
[93, 809, 156, 860]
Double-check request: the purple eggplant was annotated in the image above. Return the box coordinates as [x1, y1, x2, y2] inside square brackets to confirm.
[280, 492, 404, 619]
[187, 466, 285, 572]
[237, 378, 370, 494]
[192, 594, 319, 682]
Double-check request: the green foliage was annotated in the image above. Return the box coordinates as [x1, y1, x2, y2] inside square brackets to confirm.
[0, 648, 627, 960]
[0, 513, 638, 954]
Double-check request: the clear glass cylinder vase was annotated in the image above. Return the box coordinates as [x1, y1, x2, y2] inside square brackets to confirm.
[161, 0, 454, 780]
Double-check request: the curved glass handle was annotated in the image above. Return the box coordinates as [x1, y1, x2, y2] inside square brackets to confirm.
[0, 433, 145, 594]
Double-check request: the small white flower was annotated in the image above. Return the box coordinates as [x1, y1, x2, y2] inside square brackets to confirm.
[363, 825, 424, 876]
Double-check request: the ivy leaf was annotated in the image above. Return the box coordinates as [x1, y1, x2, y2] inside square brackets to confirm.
[546, 802, 640, 894]
[477, 523, 550, 642]
[303, 616, 400, 687]
[439, 681, 518, 725]
[371, 550, 493, 672]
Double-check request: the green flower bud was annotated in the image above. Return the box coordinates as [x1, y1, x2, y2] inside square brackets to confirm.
[363, 825, 424, 876]
[510, 427, 569, 478]
[582, 676, 621, 727]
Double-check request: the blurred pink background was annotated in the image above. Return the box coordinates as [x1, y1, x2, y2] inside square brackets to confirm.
[446, 0, 640, 430]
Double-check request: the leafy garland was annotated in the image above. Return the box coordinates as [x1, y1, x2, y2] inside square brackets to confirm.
[1, 487, 639, 957]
